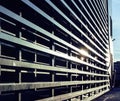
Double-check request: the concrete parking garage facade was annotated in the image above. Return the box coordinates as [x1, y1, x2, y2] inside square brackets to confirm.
[0, 0, 112, 101]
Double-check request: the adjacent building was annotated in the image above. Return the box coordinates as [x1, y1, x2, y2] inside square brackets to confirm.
[0, 0, 113, 101]
[114, 61, 120, 87]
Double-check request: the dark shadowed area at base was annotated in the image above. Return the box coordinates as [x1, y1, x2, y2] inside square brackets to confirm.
[93, 87, 120, 101]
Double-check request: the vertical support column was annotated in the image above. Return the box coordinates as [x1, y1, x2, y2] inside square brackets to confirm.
[69, 61, 72, 93]
[0, 42, 2, 95]
[17, 46, 22, 101]
[68, 36, 72, 96]
[51, 30, 55, 97]
[91, 67, 94, 96]
[34, 47, 37, 91]
[0, 42, 1, 76]
[81, 66, 84, 100]
[16, 11, 22, 101]
[75, 64, 77, 96]
[86, 58, 89, 96]
[67, 60, 72, 101]
[34, 54, 37, 78]
[0, 19, 1, 77]
[90, 68, 95, 96]
[34, 38, 37, 84]
[94, 75, 97, 94]
[51, 70, 55, 97]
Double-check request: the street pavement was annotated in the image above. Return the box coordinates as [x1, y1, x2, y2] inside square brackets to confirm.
[93, 87, 120, 101]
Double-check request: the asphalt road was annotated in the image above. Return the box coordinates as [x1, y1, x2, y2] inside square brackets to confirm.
[93, 87, 120, 101]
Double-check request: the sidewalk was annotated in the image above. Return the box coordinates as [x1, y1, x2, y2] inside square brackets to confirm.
[93, 87, 120, 101]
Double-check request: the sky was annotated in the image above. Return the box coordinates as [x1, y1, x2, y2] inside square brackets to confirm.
[112, 0, 120, 62]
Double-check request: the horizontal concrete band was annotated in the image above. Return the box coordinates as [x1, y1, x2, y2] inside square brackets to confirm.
[0, 80, 109, 92]
[36, 85, 109, 101]
[0, 5, 106, 61]
[0, 58, 109, 77]
[0, 32, 107, 72]
[82, 89, 109, 101]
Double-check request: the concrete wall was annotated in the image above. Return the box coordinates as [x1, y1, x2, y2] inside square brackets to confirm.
[0, 0, 111, 101]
